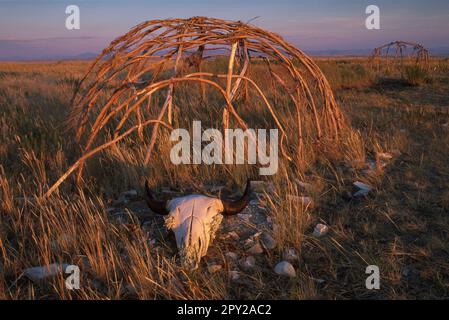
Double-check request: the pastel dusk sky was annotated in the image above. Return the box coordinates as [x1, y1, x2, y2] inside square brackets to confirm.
[0, 0, 448, 59]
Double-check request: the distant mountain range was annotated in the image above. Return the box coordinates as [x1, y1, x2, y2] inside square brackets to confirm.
[1, 48, 449, 61]
[0, 52, 99, 61]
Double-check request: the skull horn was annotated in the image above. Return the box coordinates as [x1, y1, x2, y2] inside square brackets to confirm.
[144, 180, 169, 215]
[221, 179, 251, 215]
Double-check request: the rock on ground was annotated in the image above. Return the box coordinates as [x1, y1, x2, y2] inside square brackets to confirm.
[353, 181, 373, 197]
[274, 261, 296, 278]
[247, 242, 264, 255]
[24, 263, 69, 283]
[229, 270, 240, 281]
[313, 223, 329, 237]
[283, 248, 299, 262]
[240, 256, 256, 270]
[261, 232, 277, 250]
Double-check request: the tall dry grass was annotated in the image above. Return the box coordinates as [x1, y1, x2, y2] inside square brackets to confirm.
[1, 57, 448, 299]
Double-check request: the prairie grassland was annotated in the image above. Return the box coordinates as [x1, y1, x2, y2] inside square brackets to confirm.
[0, 57, 448, 299]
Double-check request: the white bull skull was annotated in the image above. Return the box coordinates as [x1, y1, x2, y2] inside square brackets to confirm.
[145, 180, 251, 269]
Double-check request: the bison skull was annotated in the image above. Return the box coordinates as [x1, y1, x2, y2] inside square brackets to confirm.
[145, 180, 250, 269]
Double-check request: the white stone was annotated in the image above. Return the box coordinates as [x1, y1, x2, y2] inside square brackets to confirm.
[353, 181, 373, 192]
[353, 181, 373, 197]
[274, 261, 296, 278]
[24, 263, 69, 283]
[313, 223, 329, 237]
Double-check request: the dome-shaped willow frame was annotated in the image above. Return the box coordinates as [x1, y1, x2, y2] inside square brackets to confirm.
[370, 41, 430, 72]
[45, 17, 348, 197]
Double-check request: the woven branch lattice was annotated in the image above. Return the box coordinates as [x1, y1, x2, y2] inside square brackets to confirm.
[45, 17, 348, 197]
[370, 41, 430, 71]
